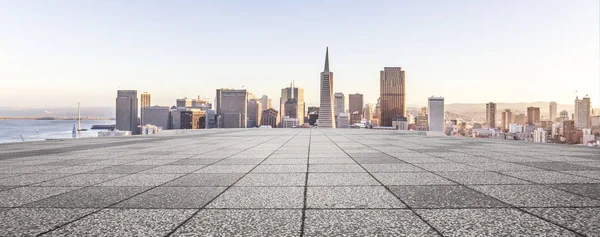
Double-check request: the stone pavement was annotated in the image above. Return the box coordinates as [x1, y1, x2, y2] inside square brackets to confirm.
[0, 129, 599, 236]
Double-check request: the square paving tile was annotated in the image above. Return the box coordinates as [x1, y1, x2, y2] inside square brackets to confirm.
[308, 164, 365, 173]
[415, 163, 484, 172]
[307, 186, 405, 208]
[171, 209, 302, 237]
[251, 165, 307, 173]
[207, 187, 303, 208]
[0, 173, 71, 186]
[303, 210, 437, 236]
[353, 157, 406, 164]
[33, 174, 126, 186]
[195, 165, 256, 173]
[96, 174, 183, 186]
[465, 162, 542, 171]
[373, 172, 455, 185]
[503, 171, 600, 184]
[308, 173, 379, 186]
[389, 185, 506, 208]
[362, 164, 424, 173]
[0, 187, 78, 207]
[550, 184, 600, 199]
[163, 173, 244, 187]
[517, 162, 600, 171]
[47, 209, 195, 236]
[261, 159, 307, 165]
[115, 187, 225, 208]
[525, 208, 600, 236]
[308, 158, 356, 164]
[88, 165, 157, 174]
[435, 172, 531, 185]
[140, 165, 205, 173]
[235, 173, 305, 186]
[167, 158, 222, 165]
[25, 186, 149, 208]
[0, 208, 97, 236]
[470, 185, 600, 207]
[417, 208, 576, 236]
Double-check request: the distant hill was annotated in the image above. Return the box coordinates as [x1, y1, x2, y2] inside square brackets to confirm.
[0, 107, 115, 118]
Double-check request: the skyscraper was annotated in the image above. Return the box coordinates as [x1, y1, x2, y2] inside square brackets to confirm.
[176, 98, 192, 108]
[428, 96, 444, 132]
[319, 47, 335, 128]
[486, 102, 496, 128]
[549, 101, 557, 122]
[216, 89, 248, 128]
[334, 93, 345, 116]
[140, 92, 151, 125]
[501, 109, 513, 130]
[280, 81, 305, 125]
[261, 108, 279, 128]
[363, 104, 373, 122]
[247, 99, 262, 128]
[115, 90, 139, 134]
[559, 110, 570, 121]
[142, 106, 170, 129]
[380, 67, 406, 127]
[575, 96, 591, 129]
[261, 95, 272, 110]
[527, 107, 541, 125]
[349, 93, 364, 124]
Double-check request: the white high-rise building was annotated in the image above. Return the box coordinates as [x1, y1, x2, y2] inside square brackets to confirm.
[319, 47, 335, 128]
[334, 92, 345, 117]
[549, 101, 557, 122]
[575, 96, 591, 129]
[534, 128, 547, 143]
[427, 96, 445, 132]
[337, 113, 350, 128]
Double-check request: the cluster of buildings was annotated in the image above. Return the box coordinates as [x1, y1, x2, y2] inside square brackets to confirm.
[114, 47, 597, 147]
[443, 97, 599, 146]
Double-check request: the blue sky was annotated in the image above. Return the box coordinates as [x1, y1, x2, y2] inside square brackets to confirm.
[0, 0, 598, 108]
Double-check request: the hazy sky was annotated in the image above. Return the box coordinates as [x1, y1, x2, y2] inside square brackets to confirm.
[0, 0, 598, 108]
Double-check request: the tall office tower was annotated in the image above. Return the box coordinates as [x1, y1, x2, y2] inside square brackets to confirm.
[216, 89, 248, 128]
[261, 95, 272, 110]
[319, 47, 335, 128]
[549, 101, 557, 121]
[349, 93, 364, 124]
[140, 92, 151, 125]
[501, 109, 513, 130]
[279, 81, 305, 124]
[559, 110, 570, 121]
[527, 107, 541, 125]
[176, 98, 192, 108]
[427, 96, 445, 132]
[380, 67, 406, 127]
[180, 109, 206, 129]
[363, 104, 373, 122]
[261, 108, 279, 128]
[575, 96, 591, 129]
[514, 114, 526, 125]
[142, 106, 170, 130]
[247, 99, 262, 128]
[116, 90, 139, 134]
[334, 93, 345, 116]
[486, 102, 496, 128]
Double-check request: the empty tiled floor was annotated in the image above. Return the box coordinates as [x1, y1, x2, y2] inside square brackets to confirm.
[0, 129, 599, 236]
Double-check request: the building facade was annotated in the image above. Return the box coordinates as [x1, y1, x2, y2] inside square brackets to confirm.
[380, 67, 406, 127]
[527, 107, 541, 125]
[247, 99, 262, 128]
[216, 89, 248, 128]
[549, 101, 557, 122]
[363, 104, 373, 122]
[140, 92, 151, 125]
[115, 90, 139, 134]
[337, 113, 350, 128]
[280, 82, 305, 125]
[261, 95, 272, 110]
[349, 93, 364, 124]
[486, 102, 496, 128]
[261, 108, 279, 128]
[142, 106, 170, 130]
[319, 47, 335, 128]
[575, 96, 591, 129]
[501, 109, 513, 130]
[176, 98, 192, 108]
[334, 92, 345, 116]
[428, 96, 445, 132]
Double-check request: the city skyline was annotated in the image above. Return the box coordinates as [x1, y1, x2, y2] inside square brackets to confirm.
[0, 1, 598, 108]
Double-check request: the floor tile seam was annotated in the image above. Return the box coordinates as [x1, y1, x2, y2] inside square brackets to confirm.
[422, 151, 600, 202]
[162, 131, 302, 237]
[299, 129, 312, 237]
[325, 132, 444, 237]
[393, 139, 590, 236]
[33, 134, 285, 237]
